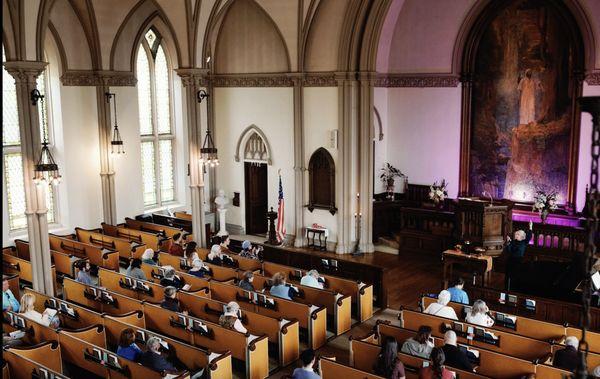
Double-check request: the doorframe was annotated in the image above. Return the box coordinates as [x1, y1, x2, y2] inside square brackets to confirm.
[244, 161, 269, 236]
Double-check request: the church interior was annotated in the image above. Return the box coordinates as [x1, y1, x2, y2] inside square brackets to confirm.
[2, 0, 600, 378]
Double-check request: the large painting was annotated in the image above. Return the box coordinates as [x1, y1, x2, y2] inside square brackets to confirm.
[468, 0, 579, 204]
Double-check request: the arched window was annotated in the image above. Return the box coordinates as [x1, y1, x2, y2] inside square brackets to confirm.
[136, 28, 175, 208]
[308, 148, 336, 215]
[2, 48, 57, 231]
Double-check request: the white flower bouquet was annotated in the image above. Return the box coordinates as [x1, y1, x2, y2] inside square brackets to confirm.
[429, 179, 448, 204]
[532, 189, 558, 223]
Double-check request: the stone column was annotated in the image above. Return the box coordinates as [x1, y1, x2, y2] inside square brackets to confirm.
[5, 61, 54, 294]
[293, 76, 305, 247]
[96, 85, 117, 224]
[358, 73, 375, 253]
[177, 69, 208, 247]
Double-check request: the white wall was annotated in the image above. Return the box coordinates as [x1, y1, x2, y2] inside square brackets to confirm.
[374, 88, 389, 194]
[214, 87, 295, 236]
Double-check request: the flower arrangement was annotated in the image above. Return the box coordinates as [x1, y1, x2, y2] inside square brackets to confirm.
[380, 163, 404, 199]
[532, 189, 558, 223]
[429, 179, 448, 204]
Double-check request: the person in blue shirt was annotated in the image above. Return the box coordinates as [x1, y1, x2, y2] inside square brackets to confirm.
[446, 277, 469, 305]
[269, 272, 295, 300]
[3, 277, 20, 312]
[504, 221, 533, 290]
[139, 337, 178, 374]
[292, 349, 321, 379]
[76, 261, 93, 285]
[116, 328, 142, 362]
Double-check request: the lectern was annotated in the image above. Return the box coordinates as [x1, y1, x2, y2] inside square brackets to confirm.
[456, 198, 513, 256]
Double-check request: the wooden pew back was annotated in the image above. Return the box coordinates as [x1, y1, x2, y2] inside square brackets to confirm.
[125, 217, 192, 240]
[158, 252, 239, 281]
[2, 251, 56, 294]
[62, 277, 142, 315]
[16, 239, 74, 279]
[102, 222, 169, 252]
[140, 263, 211, 293]
[320, 357, 382, 379]
[5, 273, 20, 302]
[98, 268, 165, 303]
[76, 227, 146, 260]
[4, 341, 65, 379]
[50, 233, 120, 271]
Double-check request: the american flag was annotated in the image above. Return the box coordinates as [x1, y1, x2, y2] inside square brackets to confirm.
[276, 173, 286, 243]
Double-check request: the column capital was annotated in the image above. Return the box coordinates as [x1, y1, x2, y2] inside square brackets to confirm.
[175, 68, 210, 87]
[4, 61, 48, 84]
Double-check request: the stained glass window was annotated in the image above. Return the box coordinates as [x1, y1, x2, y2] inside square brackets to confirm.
[136, 29, 176, 208]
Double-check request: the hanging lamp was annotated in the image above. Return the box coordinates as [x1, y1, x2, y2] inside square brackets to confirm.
[200, 129, 219, 167]
[106, 92, 124, 155]
[31, 89, 61, 186]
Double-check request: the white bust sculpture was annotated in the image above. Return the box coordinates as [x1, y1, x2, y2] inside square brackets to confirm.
[215, 189, 229, 210]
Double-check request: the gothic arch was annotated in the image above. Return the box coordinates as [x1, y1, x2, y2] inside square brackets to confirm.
[373, 106, 383, 141]
[234, 125, 273, 165]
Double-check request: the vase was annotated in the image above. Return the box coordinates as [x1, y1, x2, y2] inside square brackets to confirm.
[386, 179, 395, 199]
[540, 209, 549, 224]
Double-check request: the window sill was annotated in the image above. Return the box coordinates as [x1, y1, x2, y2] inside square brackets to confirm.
[8, 223, 67, 240]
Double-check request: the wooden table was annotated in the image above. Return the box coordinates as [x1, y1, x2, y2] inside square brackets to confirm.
[442, 249, 493, 289]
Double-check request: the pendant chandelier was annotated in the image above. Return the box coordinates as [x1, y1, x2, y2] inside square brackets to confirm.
[200, 129, 219, 167]
[106, 92, 124, 155]
[31, 89, 61, 186]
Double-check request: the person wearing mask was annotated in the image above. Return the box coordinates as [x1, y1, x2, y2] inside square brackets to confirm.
[301, 270, 324, 289]
[142, 248, 157, 266]
[183, 241, 197, 260]
[219, 301, 248, 334]
[374, 336, 406, 379]
[447, 277, 469, 305]
[160, 267, 185, 289]
[504, 220, 533, 290]
[188, 258, 207, 278]
[553, 336, 579, 371]
[238, 271, 255, 292]
[400, 325, 434, 358]
[465, 300, 494, 327]
[19, 293, 51, 326]
[160, 286, 184, 313]
[76, 261, 93, 285]
[424, 290, 458, 320]
[441, 330, 473, 371]
[292, 349, 321, 379]
[220, 235, 232, 254]
[207, 244, 223, 265]
[239, 240, 258, 260]
[139, 337, 177, 374]
[269, 272, 295, 300]
[168, 233, 185, 257]
[126, 258, 147, 281]
[419, 347, 454, 379]
[3, 277, 20, 312]
[116, 328, 142, 362]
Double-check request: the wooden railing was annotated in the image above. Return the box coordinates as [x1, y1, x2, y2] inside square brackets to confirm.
[513, 220, 587, 262]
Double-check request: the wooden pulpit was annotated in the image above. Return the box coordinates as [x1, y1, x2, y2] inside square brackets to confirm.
[456, 198, 513, 256]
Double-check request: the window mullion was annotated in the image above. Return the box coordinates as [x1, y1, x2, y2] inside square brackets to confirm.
[149, 51, 162, 207]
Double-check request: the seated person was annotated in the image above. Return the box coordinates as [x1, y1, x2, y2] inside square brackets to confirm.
[168, 233, 185, 257]
[419, 347, 454, 379]
[19, 293, 50, 327]
[239, 240, 259, 260]
[219, 301, 248, 334]
[159, 266, 185, 289]
[238, 271, 255, 292]
[269, 272, 295, 300]
[139, 337, 177, 374]
[76, 261, 94, 285]
[400, 325, 433, 359]
[126, 258, 147, 281]
[160, 286, 183, 313]
[220, 235, 232, 254]
[441, 330, 472, 371]
[141, 248, 157, 266]
[188, 258, 207, 278]
[447, 277, 469, 305]
[300, 270, 324, 289]
[207, 244, 223, 265]
[183, 241, 197, 260]
[374, 336, 406, 379]
[3, 277, 20, 312]
[553, 336, 579, 371]
[116, 328, 142, 362]
[292, 349, 321, 379]
[424, 290, 458, 320]
[465, 299, 494, 327]
[184, 250, 200, 268]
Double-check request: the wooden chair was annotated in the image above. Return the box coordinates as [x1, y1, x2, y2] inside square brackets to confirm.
[98, 268, 165, 303]
[4, 341, 65, 379]
[102, 222, 170, 252]
[50, 233, 120, 271]
[75, 227, 146, 262]
[62, 277, 143, 315]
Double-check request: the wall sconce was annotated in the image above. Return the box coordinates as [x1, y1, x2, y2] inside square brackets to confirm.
[106, 93, 124, 155]
[197, 89, 209, 103]
[31, 89, 61, 186]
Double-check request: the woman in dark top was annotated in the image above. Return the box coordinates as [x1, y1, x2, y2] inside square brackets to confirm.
[504, 220, 533, 290]
[168, 233, 185, 257]
[419, 347, 454, 379]
[374, 336, 406, 379]
[183, 241, 197, 260]
[160, 267, 185, 289]
[160, 286, 182, 313]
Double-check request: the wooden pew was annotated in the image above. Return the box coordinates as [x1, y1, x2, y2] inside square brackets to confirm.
[178, 290, 300, 366]
[2, 248, 57, 294]
[534, 364, 576, 379]
[124, 216, 194, 242]
[104, 313, 232, 379]
[377, 323, 536, 378]
[194, 248, 262, 272]
[566, 326, 600, 354]
[102, 222, 170, 252]
[150, 213, 193, 234]
[143, 302, 270, 379]
[4, 341, 65, 379]
[98, 268, 165, 303]
[3, 310, 59, 346]
[399, 308, 552, 361]
[50, 233, 120, 271]
[252, 273, 352, 335]
[4, 273, 20, 301]
[140, 262, 212, 293]
[263, 261, 374, 322]
[209, 280, 327, 349]
[75, 227, 146, 262]
[320, 357, 382, 379]
[174, 211, 192, 221]
[62, 277, 143, 315]
[158, 252, 239, 281]
[421, 295, 567, 342]
[550, 343, 600, 370]
[15, 239, 76, 281]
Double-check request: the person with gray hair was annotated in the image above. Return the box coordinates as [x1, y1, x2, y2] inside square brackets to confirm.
[160, 266, 184, 289]
[424, 290, 458, 320]
[219, 301, 247, 333]
[160, 286, 183, 313]
[553, 335, 579, 371]
[300, 270, 324, 289]
[504, 220, 533, 290]
[441, 330, 473, 371]
[465, 300, 494, 327]
[139, 336, 177, 373]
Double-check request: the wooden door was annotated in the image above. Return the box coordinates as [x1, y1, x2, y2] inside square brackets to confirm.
[245, 162, 268, 235]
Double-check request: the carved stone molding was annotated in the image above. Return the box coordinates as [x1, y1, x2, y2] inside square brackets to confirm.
[587, 72, 600, 85]
[60, 70, 137, 86]
[176, 68, 210, 87]
[210, 73, 295, 87]
[374, 74, 460, 87]
[4, 61, 48, 84]
[303, 73, 338, 87]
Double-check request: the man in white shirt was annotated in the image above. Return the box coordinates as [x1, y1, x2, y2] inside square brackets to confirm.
[300, 270, 324, 289]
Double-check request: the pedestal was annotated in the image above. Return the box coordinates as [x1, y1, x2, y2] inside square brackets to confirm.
[216, 208, 227, 236]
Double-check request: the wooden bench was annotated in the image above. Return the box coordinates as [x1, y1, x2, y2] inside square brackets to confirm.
[262, 261, 374, 322]
[140, 262, 211, 293]
[98, 268, 165, 303]
[320, 357, 382, 379]
[124, 216, 194, 242]
[194, 248, 262, 272]
[399, 308, 552, 361]
[4, 341, 65, 379]
[174, 211, 193, 221]
[178, 290, 300, 366]
[2, 249, 57, 294]
[420, 295, 567, 342]
[15, 239, 76, 282]
[75, 227, 146, 262]
[566, 326, 600, 354]
[50, 233, 120, 271]
[143, 302, 270, 379]
[550, 343, 600, 370]
[4, 273, 20, 301]
[102, 222, 170, 252]
[150, 213, 193, 234]
[252, 273, 352, 335]
[209, 280, 327, 350]
[62, 277, 143, 315]
[158, 252, 239, 281]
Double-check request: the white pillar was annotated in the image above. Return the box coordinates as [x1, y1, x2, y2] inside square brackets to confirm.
[293, 77, 305, 247]
[96, 86, 117, 224]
